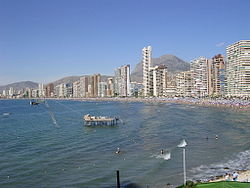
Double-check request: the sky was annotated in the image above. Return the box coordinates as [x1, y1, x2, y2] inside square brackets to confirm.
[1, 0, 250, 85]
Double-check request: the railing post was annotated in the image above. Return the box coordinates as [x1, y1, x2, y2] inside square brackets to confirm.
[116, 170, 120, 188]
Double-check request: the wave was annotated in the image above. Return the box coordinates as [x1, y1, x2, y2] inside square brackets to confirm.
[152, 152, 171, 160]
[190, 149, 250, 181]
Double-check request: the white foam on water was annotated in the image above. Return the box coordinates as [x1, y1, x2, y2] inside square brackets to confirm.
[190, 149, 250, 181]
[152, 152, 171, 160]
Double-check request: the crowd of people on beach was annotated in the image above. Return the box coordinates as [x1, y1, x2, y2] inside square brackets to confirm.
[78, 97, 250, 111]
[224, 172, 239, 181]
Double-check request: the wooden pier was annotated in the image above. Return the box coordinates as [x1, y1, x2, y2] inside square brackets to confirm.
[83, 114, 119, 126]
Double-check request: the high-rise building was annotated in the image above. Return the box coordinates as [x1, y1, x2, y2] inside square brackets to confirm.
[176, 71, 193, 97]
[152, 65, 167, 97]
[226, 40, 250, 97]
[107, 78, 114, 97]
[38, 83, 45, 97]
[65, 83, 73, 98]
[73, 81, 80, 98]
[98, 82, 107, 97]
[32, 89, 39, 98]
[114, 65, 131, 97]
[79, 76, 89, 97]
[207, 54, 225, 96]
[45, 83, 54, 98]
[57, 83, 65, 98]
[8, 87, 14, 97]
[190, 57, 209, 97]
[142, 46, 153, 96]
[90, 74, 100, 97]
[142, 46, 167, 97]
[2, 90, 7, 97]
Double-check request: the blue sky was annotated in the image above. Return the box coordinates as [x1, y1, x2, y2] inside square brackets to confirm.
[1, 0, 250, 85]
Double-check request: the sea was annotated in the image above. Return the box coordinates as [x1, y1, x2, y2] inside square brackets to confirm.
[1, 99, 250, 188]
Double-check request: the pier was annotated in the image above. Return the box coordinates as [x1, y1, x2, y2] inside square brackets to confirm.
[83, 114, 119, 126]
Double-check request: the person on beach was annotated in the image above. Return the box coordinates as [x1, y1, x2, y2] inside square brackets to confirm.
[225, 173, 230, 181]
[232, 172, 239, 181]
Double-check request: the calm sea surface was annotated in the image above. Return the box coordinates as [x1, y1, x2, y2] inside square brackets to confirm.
[1, 99, 250, 187]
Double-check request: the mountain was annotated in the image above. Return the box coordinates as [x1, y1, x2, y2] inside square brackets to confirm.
[52, 76, 81, 86]
[52, 75, 113, 86]
[0, 81, 38, 92]
[0, 74, 114, 93]
[131, 54, 190, 82]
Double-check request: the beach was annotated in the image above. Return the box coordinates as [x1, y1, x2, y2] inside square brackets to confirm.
[67, 97, 250, 111]
[3, 97, 250, 111]
[210, 170, 250, 182]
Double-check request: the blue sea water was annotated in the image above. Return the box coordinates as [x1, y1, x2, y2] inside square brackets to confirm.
[1, 99, 250, 188]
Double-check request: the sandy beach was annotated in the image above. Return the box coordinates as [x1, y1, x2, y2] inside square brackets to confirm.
[65, 97, 250, 111]
[210, 170, 250, 182]
[3, 97, 250, 111]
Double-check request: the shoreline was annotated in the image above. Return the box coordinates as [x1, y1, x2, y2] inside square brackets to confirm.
[208, 169, 250, 183]
[2, 97, 250, 111]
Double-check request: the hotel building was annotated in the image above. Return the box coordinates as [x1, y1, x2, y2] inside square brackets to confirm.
[142, 46, 153, 96]
[226, 40, 250, 97]
[207, 54, 225, 96]
[142, 46, 167, 97]
[114, 65, 131, 97]
[190, 57, 209, 97]
[176, 71, 193, 97]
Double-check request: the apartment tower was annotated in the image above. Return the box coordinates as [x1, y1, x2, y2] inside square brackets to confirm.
[226, 40, 250, 97]
[142, 46, 153, 96]
[114, 65, 131, 97]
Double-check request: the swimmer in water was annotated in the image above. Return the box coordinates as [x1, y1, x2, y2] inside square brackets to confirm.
[115, 147, 121, 154]
[215, 135, 218, 139]
[161, 149, 164, 154]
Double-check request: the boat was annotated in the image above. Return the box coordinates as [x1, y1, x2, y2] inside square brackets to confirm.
[83, 114, 119, 126]
[2, 112, 11, 116]
[30, 101, 39, 106]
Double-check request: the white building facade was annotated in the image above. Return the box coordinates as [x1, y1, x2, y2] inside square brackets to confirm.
[142, 46, 153, 96]
[226, 40, 250, 97]
[190, 57, 209, 97]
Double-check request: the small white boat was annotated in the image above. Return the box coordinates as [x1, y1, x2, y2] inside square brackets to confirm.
[2, 112, 11, 116]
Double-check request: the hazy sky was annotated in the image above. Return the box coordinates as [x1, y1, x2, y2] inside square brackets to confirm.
[1, 0, 250, 85]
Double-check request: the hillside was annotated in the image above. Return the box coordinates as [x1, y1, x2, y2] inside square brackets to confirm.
[0, 81, 38, 92]
[51, 75, 113, 86]
[131, 54, 190, 82]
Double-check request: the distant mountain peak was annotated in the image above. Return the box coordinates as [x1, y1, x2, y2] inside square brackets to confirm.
[131, 54, 190, 82]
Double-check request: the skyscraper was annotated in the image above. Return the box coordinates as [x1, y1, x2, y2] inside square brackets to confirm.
[107, 78, 114, 97]
[176, 71, 193, 97]
[73, 81, 80, 98]
[38, 83, 45, 97]
[226, 40, 250, 97]
[142, 46, 167, 97]
[114, 65, 131, 97]
[152, 65, 167, 97]
[207, 54, 225, 96]
[79, 76, 89, 97]
[45, 83, 54, 98]
[190, 57, 209, 97]
[142, 46, 153, 96]
[90, 74, 100, 97]
[98, 82, 107, 97]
